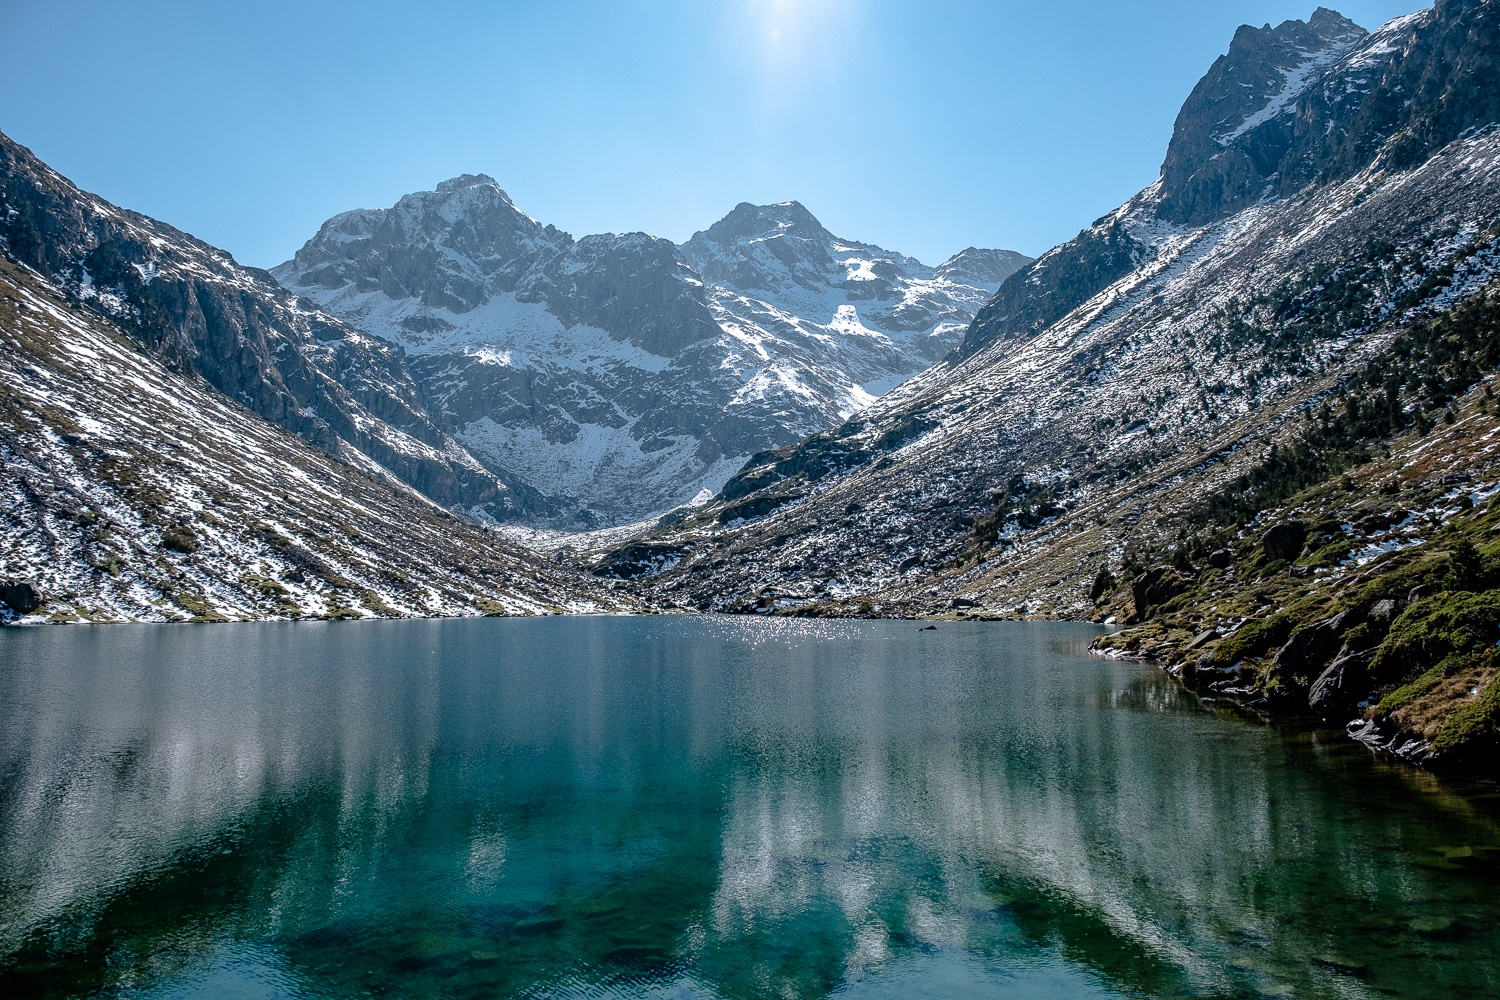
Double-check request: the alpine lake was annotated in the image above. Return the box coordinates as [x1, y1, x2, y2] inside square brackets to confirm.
[1, 616, 1497, 999]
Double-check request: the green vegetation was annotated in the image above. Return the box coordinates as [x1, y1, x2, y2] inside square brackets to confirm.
[1095, 314, 1500, 770]
[1211, 614, 1295, 667]
[1193, 287, 1500, 537]
[1432, 673, 1500, 753]
[1371, 591, 1500, 685]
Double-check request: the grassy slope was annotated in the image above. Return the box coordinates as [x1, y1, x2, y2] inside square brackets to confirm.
[1092, 288, 1500, 771]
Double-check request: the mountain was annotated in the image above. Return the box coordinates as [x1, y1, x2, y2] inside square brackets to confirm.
[593, 1, 1500, 621]
[0, 135, 548, 523]
[274, 188, 1027, 526]
[0, 251, 632, 623]
[679, 200, 1027, 368]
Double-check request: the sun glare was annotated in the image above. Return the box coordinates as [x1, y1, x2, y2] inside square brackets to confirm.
[744, 0, 858, 69]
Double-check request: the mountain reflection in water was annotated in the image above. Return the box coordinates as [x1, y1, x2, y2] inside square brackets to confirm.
[1, 617, 1497, 999]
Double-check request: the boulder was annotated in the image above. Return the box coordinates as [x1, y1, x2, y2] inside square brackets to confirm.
[1261, 521, 1308, 563]
[0, 580, 42, 615]
[1089, 567, 1116, 602]
[1274, 608, 1362, 686]
[1309, 646, 1378, 718]
[1130, 566, 1189, 619]
[1187, 629, 1220, 652]
[1207, 549, 1233, 569]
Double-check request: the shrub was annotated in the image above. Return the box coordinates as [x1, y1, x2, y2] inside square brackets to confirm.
[1433, 673, 1500, 753]
[161, 526, 198, 554]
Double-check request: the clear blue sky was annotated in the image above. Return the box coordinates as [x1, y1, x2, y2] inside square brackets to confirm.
[0, 1, 1427, 268]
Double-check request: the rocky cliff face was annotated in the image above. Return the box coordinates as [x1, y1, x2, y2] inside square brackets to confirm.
[277, 187, 1027, 526]
[0, 136, 536, 520]
[592, 2, 1500, 630]
[959, 0, 1500, 361]
[1155, 7, 1368, 227]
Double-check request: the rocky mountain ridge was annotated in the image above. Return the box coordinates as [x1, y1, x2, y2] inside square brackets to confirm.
[958, 0, 1499, 360]
[275, 186, 1026, 526]
[590, 1, 1500, 613]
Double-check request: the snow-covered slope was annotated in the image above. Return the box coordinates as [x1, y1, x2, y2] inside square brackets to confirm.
[597, 1, 1500, 614]
[0, 254, 634, 623]
[275, 187, 1027, 526]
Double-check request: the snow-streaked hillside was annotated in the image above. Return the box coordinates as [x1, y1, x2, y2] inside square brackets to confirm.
[595, 2, 1500, 616]
[0, 137, 546, 524]
[0, 254, 635, 623]
[274, 185, 1027, 526]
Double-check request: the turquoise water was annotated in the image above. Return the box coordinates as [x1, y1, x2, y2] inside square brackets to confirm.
[0, 617, 1496, 999]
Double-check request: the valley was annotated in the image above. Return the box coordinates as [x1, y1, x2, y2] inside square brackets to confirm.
[3, 1, 1499, 771]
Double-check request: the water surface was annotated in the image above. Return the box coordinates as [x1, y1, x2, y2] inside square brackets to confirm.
[1, 617, 1497, 999]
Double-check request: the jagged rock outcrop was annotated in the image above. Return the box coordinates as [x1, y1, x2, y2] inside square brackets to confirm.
[1156, 7, 1368, 226]
[959, 0, 1500, 361]
[0, 579, 41, 616]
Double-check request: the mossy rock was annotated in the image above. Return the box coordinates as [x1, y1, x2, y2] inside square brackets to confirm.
[1213, 613, 1296, 666]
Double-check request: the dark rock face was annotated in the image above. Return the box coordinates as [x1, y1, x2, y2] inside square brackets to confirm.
[1157, 8, 1367, 226]
[1158, 0, 1500, 227]
[0, 131, 527, 519]
[958, 217, 1141, 359]
[518, 234, 719, 357]
[0, 580, 41, 615]
[1310, 646, 1379, 717]
[1275, 608, 1361, 685]
[1131, 566, 1189, 619]
[1089, 566, 1117, 602]
[592, 542, 693, 580]
[1261, 521, 1309, 562]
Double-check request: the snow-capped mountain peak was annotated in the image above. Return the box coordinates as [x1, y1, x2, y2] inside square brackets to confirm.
[273, 185, 1029, 526]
